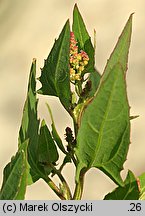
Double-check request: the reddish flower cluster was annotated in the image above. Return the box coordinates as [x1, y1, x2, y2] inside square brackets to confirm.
[69, 32, 89, 81]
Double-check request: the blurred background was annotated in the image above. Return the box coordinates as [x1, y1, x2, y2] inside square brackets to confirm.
[0, 0, 145, 199]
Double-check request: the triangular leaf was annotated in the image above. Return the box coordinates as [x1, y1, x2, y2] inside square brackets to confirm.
[38, 120, 59, 169]
[19, 59, 48, 184]
[73, 4, 100, 77]
[46, 103, 66, 154]
[103, 14, 133, 80]
[104, 170, 140, 200]
[138, 172, 145, 200]
[19, 59, 39, 147]
[38, 20, 71, 110]
[75, 63, 130, 186]
[73, 4, 90, 49]
[0, 145, 27, 200]
[51, 123, 66, 154]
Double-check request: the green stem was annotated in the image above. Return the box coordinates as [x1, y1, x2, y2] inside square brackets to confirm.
[72, 116, 79, 137]
[69, 152, 78, 166]
[73, 172, 85, 200]
[44, 176, 66, 200]
[50, 164, 72, 200]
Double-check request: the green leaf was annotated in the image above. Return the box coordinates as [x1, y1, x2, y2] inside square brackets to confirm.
[38, 120, 59, 169]
[75, 63, 130, 186]
[103, 14, 133, 80]
[104, 171, 140, 200]
[38, 20, 71, 110]
[138, 172, 145, 200]
[18, 59, 48, 184]
[73, 4, 90, 49]
[73, 4, 100, 76]
[0, 144, 27, 200]
[51, 123, 66, 154]
[19, 59, 39, 146]
[46, 103, 66, 154]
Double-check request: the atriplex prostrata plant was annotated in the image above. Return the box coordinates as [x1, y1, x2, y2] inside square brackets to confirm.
[0, 4, 145, 200]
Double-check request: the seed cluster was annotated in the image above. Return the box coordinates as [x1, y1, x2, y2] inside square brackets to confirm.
[69, 32, 89, 81]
